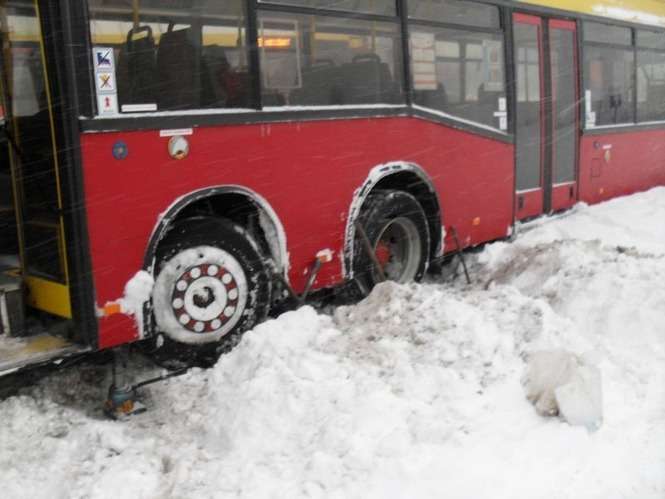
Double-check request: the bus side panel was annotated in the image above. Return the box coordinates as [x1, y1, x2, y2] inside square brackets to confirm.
[80, 116, 514, 349]
[579, 130, 665, 204]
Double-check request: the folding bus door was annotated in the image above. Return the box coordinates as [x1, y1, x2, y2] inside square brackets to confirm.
[513, 14, 579, 220]
[548, 19, 579, 212]
[0, 0, 72, 318]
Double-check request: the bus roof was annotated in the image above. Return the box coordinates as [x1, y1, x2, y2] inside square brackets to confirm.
[517, 0, 665, 28]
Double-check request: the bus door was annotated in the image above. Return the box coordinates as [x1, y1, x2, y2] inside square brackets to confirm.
[513, 14, 579, 220]
[0, 0, 72, 319]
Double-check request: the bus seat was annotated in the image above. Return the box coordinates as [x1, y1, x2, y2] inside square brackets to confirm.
[290, 59, 341, 105]
[263, 92, 286, 106]
[414, 83, 448, 111]
[225, 71, 250, 107]
[116, 25, 157, 106]
[338, 54, 398, 104]
[201, 47, 225, 107]
[477, 85, 503, 124]
[156, 25, 197, 110]
[202, 46, 251, 108]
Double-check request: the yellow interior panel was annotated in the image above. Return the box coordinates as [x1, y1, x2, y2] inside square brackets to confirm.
[25, 276, 72, 319]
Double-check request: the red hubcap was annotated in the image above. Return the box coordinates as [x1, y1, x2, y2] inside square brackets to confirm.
[374, 242, 391, 268]
[171, 263, 239, 333]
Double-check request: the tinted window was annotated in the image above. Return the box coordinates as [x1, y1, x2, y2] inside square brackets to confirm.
[514, 22, 541, 190]
[259, 0, 395, 16]
[410, 27, 505, 129]
[550, 27, 577, 183]
[408, 0, 500, 29]
[584, 22, 631, 46]
[258, 14, 403, 106]
[637, 49, 665, 122]
[637, 29, 665, 50]
[516, 41, 540, 103]
[584, 45, 634, 126]
[87, 0, 250, 112]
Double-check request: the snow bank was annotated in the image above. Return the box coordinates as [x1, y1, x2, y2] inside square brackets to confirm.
[523, 349, 603, 430]
[1, 188, 665, 499]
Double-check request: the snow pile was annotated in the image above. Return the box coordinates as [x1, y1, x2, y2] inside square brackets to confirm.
[554, 358, 603, 430]
[523, 349, 603, 430]
[1, 187, 665, 499]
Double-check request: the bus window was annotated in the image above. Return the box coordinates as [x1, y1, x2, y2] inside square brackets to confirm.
[259, 0, 396, 16]
[258, 13, 404, 107]
[87, 0, 249, 112]
[636, 30, 665, 123]
[408, 11, 506, 130]
[516, 44, 540, 104]
[513, 21, 541, 192]
[583, 22, 634, 127]
[584, 22, 631, 46]
[408, 0, 500, 29]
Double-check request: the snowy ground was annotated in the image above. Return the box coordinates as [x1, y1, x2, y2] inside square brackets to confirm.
[1, 188, 665, 499]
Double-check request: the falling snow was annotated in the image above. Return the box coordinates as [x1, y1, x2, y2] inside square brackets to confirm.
[1, 187, 664, 499]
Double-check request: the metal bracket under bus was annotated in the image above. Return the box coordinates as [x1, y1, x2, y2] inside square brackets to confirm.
[272, 250, 334, 307]
[448, 226, 471, 285]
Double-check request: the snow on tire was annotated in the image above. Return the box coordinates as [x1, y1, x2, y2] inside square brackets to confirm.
[152, 217, 271, 349]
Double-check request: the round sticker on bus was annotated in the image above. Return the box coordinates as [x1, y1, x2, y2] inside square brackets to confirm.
[112, 140, 128, 160]
[168, 136, 189, 160]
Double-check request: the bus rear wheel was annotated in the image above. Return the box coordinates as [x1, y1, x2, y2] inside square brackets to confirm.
[354, 190, 430, 293]
[150, 216, 271, 366]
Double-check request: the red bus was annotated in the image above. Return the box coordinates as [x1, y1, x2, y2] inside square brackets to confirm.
[1, 0, 664, 373]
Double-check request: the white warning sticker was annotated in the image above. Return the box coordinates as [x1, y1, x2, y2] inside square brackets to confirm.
[96, 71, 116, 93]
[93, 46, 119, 117]
[97, 94, 118, 115]
[93, 47, 115, 71]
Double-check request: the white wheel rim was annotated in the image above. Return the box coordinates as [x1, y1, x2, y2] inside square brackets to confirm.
[153, 246, 249, 345]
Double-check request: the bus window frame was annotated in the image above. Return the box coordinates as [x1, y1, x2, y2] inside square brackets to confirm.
[256, 11, 406, 107]
[257, 0, 398, 17]
[405, 1, 508, 133]
[77, 0, 514, 142]
[579, 19, 665, 131]
[76, 0, 665, 138]
[86, 1, 255, 113]
[634, 30, 665, 124]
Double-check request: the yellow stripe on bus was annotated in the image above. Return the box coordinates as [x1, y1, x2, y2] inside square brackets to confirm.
[516, 0, 665, 28]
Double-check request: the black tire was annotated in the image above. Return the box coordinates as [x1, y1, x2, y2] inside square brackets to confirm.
[149, 216, 271, 367]
[354, 190, 430, 293]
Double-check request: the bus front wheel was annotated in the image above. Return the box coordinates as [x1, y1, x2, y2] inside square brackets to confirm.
[150, 216, 271, 365]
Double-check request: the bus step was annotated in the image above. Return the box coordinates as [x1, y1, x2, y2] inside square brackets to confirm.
[0, 272, 24, 336]
[0, 333, 89, 375]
